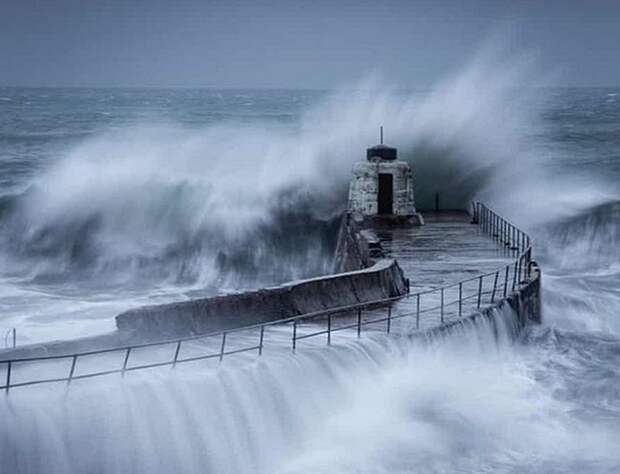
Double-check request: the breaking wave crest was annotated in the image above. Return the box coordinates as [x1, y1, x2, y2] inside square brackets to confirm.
[3, 47, 616, 294]
[536, 200, 620, 334]
[0, 50, 558, 289]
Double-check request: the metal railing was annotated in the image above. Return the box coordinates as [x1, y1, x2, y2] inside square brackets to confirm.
[3, 328, 16, 349]
[0, 202, 534, 393]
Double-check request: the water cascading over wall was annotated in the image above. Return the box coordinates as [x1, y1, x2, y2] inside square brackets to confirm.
[0, 303, 531, 474]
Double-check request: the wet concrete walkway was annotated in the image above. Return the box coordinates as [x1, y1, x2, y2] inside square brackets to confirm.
[378, 211, 517, 291]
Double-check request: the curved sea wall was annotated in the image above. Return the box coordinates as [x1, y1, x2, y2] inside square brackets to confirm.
[116, 258, 408, 338]
[424, 261, 542, 342]
[0, 213, 407, 358]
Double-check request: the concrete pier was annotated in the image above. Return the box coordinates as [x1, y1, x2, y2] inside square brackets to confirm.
[334, 210, 525, 333]
[378, 211, 517, 292]
[0, 202, 541, 391]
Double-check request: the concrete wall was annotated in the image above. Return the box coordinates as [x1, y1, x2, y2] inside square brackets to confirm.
[333, 213, 372, 272]
[348, 161, 416, 216]
[116, 259, 408, 338]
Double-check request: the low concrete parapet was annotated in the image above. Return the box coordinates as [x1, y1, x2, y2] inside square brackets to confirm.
[116, 259, 408, 338]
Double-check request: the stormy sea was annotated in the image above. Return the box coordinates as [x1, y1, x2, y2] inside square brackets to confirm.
[1, 56, 619, 472]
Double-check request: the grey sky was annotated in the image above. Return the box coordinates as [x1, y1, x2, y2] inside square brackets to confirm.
[1, 0, 619, 88]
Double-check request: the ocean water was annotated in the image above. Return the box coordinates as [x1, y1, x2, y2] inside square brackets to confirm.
[0, 55, 619, 472]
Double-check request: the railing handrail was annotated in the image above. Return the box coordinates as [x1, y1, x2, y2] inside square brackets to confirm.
[1, 202, 535, 391]
[0, 294, 407, 364]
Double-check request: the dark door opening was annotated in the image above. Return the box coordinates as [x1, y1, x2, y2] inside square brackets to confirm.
[378, 173, 393, 214]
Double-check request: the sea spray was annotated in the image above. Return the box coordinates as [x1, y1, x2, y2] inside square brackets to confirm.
[0, 49, 557, 290]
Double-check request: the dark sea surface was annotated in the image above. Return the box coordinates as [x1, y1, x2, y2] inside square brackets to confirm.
[0, 83, 619, 473]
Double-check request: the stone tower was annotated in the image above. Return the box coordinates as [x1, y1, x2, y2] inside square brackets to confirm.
[347, 134, 423, 225]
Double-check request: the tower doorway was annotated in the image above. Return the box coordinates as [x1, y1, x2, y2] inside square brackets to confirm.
[378, 173, 393, 214]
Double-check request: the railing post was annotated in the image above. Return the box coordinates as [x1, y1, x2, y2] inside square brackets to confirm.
[327, 314, 331, 345]
[487, 208, 491, 233]
[357, 308, 362, 338]
[477, 275, 483, 309]
[219, 332, 227, 362]
[487, 207, 491, 233]
[458, 282, 463, 317]
[11, 328, 16, 349]
[507, 223, 510, 246]
[484, 206, 491, 234]
[67, 355, 78, 385]
[512, 261, 518, 290]
[507, 222, 511, 247]
[491, 271, 499, 303]
[122, 347, 131, 377]
[488, 211, 492, 236]
[486, 206, 490, 232]
[499, 218, 502, 243]
[513, 226, 517, 250]
[505, 223, 511, 247]
[506, 223, 513, 248]
[258, 325, 265, 356]
[516, 229, 519, 250]
[292, 320, 297, 351]
[416, 293, 420, 329]
[440, 288, 444, 323]
[172, 340, 182, 367]
[503, 265, 509, 297]
[5, 361, 11, 394]
[386, 304, 392, 334]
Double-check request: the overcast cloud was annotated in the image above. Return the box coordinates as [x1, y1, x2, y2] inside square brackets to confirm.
[1, 0, 619, 88]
